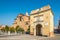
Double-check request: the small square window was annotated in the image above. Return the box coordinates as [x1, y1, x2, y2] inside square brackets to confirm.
[26, 22, 28, 25]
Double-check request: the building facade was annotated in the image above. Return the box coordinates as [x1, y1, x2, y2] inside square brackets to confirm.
[13, 12, 30, 32]
[30, 5, 54, 37]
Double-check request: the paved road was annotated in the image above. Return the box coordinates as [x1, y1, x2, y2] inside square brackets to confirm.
[0, 34, 60, 40]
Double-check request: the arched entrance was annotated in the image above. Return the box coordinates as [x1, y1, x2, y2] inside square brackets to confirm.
[36, 24, 42, 36]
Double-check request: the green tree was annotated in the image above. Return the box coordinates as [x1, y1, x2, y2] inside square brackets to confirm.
[27, 26, 30, 34]
[10, 27, 15, 33]
[15, 25, 24, 33]
[5, 25, 9, 32]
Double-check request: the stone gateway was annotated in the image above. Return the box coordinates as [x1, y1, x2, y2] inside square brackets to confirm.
[30, 5, 54, 37]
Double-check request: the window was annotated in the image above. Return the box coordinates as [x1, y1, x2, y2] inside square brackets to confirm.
[20, 16, 22, 21]
[39, 16, 43, 21]
[34, 14, 43, 22]
[34, 16, 43, 22]
[26, 22, 28, 25]
[35, 17, 38, 21]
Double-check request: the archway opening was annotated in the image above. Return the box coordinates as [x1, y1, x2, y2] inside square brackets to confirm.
[36, 24, 42, 36]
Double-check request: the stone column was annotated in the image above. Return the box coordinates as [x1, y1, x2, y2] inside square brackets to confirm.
[34, 26, 36, 36]
[49, 25, 54, 37]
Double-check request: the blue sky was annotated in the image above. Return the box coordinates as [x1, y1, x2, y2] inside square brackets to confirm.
[0, 0, 60, 27]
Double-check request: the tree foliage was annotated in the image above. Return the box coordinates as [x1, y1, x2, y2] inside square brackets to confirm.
[5, 25, 9, 32]
[10, 27, 15, 33]
[26, 26, 30, 34]
[15, 25, 24, 33]
[27, 26, 30, 32]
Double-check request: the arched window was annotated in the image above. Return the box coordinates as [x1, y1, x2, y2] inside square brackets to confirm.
[20, 16, 22, 21]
